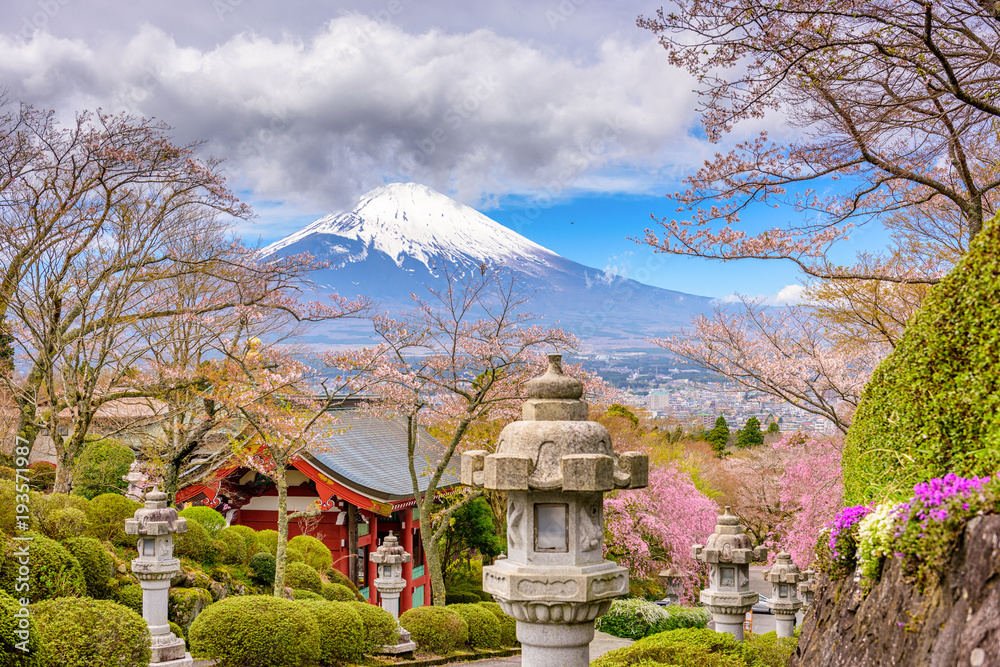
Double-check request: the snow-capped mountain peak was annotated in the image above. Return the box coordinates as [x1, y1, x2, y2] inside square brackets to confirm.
[261, 182, 558, 271]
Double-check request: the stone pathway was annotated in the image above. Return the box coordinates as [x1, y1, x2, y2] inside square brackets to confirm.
[458, 630, 633, 665]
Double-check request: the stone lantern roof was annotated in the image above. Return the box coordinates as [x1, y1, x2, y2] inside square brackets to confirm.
[692, 507, 767, 565]
[764, 552, 805, 586]
[370, 531, 411, 565]
[125, 489, 187, 537]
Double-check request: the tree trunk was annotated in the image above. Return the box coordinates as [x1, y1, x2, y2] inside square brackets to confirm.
[273, 471, 289, 596]
[421, 498, 448, 606]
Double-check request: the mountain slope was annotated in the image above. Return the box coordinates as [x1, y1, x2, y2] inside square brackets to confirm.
[262, 182, 714, 349]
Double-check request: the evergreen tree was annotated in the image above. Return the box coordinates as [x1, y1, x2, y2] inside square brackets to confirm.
[706, 415, 730, 457]
[736, 415, 764, 449]
[766, 421, 779, 434]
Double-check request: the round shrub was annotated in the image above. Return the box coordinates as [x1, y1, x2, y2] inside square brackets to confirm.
[479, 601, 517, 647]
[283, 562, 322, 594]
[321, 582, 356, 602]
[189, 595, 320, 667]
[285, 547, 304, 564]
[248, 552, 276, 586]
[175, 517, 211, 562]
[1, 589, 41, 667]
[292, 589, 323, 600]
[72, 438, 135, 500]
[85, 493, 142, 547]
[32, 597, 150, 667]
[287, 535, 332, 573]
[445, 589, 483, 605]
[178, 506, 226, 539]
[328, 568, 364, 601]
[33, 493, 91, 539]
[591, 627, 796, 667]
[209, 539, 228, 563]
[169, 587, 213, 634]
[27, 462, 56, 492]
[220, 525, 259, 561]
[62, 537, 114, 599]
[114, 583, 144, 615]
[348, 601, 400, 655]
[256, 529, 278, 556]
[399, 605, 468, 654]
[295, 599, 364, 665]
[448, 603, 502, 650]
[0, 533, 86, 602]
[45, 507, 90, 541]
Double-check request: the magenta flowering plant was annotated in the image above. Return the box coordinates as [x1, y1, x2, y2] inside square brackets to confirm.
[823, 504, 874, 577]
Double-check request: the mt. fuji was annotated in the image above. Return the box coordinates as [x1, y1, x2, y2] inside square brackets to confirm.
[261, 183, 714, 349]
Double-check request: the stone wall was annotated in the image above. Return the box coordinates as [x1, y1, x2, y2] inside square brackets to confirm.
[791, 515, 1000, 666]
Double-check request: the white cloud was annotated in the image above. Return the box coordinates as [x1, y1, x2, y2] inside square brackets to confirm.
[718, 284, 807, 306]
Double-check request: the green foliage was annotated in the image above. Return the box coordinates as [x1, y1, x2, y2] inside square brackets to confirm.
[221, 525, 259, 561]
[292, 589, 323, 600]
[596, 599, 710, 640]
[26, 462, 56, 493]
[706, 416, 730, 457]
[32, 597, 150, 667]
[766, 422, 780, 434]
[85, 493, 142, 547]
[169, 588, 213, 634]
[447, 603, 502, 650]
[72, 438, 134, 500]
[189, 595, 320, 667]
[62, 537, 114, 599]
[0, 533, 86, 603]
[296, 599, 364, 665]
[33, 493, 91, 540]
[287, 535, 332, 573]
[735, 416, 764, 449]
[248, 552, 277, 586]
[443, 497, 504, 578]
[216, 528, 247, 565]
[169, 621, 186, 647]
[478, 601, 517, 647]
[606, 403, 640, 427]
[285, 547, 304, 564]
[844, 213, 1000, 504]
[629, 576, 666, 601]
[114, 583, 144, 615]
[445, 589, 483, 605]
[284, 562, 322, 594]
[175, 518, 212, 562]
[256, 530, 278, 556]
[42, 507, 90, 541]
[1, 589, 41, 667]
[321, 583, 357, 602]
[348, 601, 400, 655]
[399, 605, 468, 654]
[327, 568, 364, 601]
[178, 506, 226, 539]
[0, 468, 13, 482]
[0, 482, 24, 536]
[592, 627, 796, 667]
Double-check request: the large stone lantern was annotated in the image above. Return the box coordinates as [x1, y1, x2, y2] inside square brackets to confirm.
[124, 489, 192, 667]
[763, 551, 804, 638]
[692, 506, 767, 641]
[369, 532, 417, 654]
[462, 354, 648, 667]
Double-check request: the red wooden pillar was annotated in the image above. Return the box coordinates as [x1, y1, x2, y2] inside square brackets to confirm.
[367, 513, 379, 604]
[401, 511, 413, 611]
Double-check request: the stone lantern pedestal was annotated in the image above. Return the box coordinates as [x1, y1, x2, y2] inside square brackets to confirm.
[124, 490, 192, 667]
[692, 507, 766, 641]
[763, 552, 804, 638]
[370, 532, 417, 654]
[463, 354, 648, 667]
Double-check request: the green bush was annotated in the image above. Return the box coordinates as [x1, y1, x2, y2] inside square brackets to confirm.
[248, 552, 277, 586]
[478, 602, 517, 647]
[1, 589, 41, 667]
[447, 603, 502, 650]
[0, 482, 24, 535]
[175, 517, 212, 562]
[34, 493, 91, 540]
[399, 605, 468, 654]
[26, 462, 56, 493]
[188, 595, 320, 667]
[256, 529, 278, 556]
[178, 506, 226, 539]
[169, 620, 186, 647]
[72, 438, 134, 500]
[284, 562, 322, 594]
[44, 507, 90, 541]
[327, 568, 364, 601]
[321, 582, 357, 602]
[0, 533, 86, 603]
[62, 537, 114, 599]
[169, 587, 213, 634]
[285, 547, 304, 564]
[220, 525, 259, 561]
[844, 212, 1000, 503]
[592, 627, 796, 667]
[348, 601, 400, 655]
[288, 535, 332, 573]
[292, 589, 323, 600]
[0, 468, 13, 482]
[216, 530, 246, 565]
[85, 493, 142, 547]
[296, 599, 364, 665]
[114, 583, 144, 615]
[32, 597, 150, 667]
[596, 599, 711, 640]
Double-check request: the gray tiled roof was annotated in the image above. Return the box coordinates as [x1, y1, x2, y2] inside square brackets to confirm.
[304, 409, 460, 502]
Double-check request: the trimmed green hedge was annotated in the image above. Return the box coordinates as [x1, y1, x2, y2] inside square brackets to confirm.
[592, 628, 796, 667]
[63, 537, 114, 599]
[85, 494, 142, 547]
[447, 603, 502, 650]
[479, 601, 517, 647]
[175, 518, 212, 562]
[347, 601, 399, 655]
[287, 535, 332, 573]
[72, 438, 134, 500]
[1, 589, 41, 667]
[216, 529, 247, 565]
[296, 599, 364, 665]
[328, 568, 364, 601]
[220, 525, 259, 562]
[33, 597, 150, 667]
[284, 562, 322, 594]
[400, 605, 468, 654]
[0, 533, 86, 603]
[115, 583, 144, 615]
[321, 582, 356, 602]
[178, 506, 226, 539]
[256, 530, 278, 556]
[189, 595, 320, 667]
[249, 552, 277, 587]
[844, 213, 1000, 503]
[596, 599, 711, 640]
[33, 493, 91, 541]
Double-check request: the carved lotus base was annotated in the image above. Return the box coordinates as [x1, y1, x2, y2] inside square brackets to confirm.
[498, 598, 611, 624]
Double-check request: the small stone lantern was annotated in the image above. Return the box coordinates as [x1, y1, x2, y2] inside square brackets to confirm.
[369, 532, 417, 654]
[462, 354, 648, 667]
[657, 567, 685, 603]
[797, 568, 818, 609]
[124, 489, 192, 667]
[763, 552, 804, 637]
[692, 506, 767, 641]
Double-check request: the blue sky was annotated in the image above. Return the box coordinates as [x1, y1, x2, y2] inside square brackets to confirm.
[0, 0, 892, 301]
